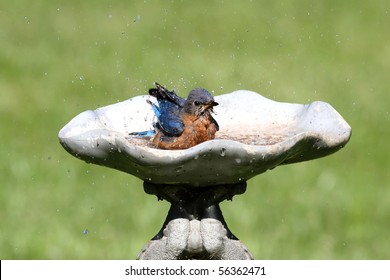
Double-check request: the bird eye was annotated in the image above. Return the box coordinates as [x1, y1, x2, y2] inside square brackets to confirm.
[194, 101, 201, 106]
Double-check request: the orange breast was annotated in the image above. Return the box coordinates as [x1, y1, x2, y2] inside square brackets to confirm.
[152, 113, 218, 150]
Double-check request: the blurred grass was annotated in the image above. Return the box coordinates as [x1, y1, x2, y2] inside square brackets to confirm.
[1, 0, 389, 259]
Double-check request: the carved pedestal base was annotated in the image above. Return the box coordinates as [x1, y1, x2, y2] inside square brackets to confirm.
[137, 182, 253, 260]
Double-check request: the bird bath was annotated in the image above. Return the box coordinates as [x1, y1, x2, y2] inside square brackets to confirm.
[58, 90, 351, 259]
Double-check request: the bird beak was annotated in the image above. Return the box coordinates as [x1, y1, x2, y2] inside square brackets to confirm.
[204, 101, 219, 109]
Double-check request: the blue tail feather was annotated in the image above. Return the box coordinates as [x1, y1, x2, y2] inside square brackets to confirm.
[128, 130, 156, 138]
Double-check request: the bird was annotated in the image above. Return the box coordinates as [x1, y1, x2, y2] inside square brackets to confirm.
[131, 82, 219, 150]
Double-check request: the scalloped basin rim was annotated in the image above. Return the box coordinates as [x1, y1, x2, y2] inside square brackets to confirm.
[58, 90, 351, 187]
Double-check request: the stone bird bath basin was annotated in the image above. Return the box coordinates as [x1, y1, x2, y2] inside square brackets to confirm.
[59, 90, 351, 259]
[59, 90, 351, 186]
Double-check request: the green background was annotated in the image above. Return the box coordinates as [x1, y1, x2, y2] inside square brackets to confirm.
[1, 0, 389, 259]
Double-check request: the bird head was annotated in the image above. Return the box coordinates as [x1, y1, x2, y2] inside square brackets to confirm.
[184, 88, 218, 116]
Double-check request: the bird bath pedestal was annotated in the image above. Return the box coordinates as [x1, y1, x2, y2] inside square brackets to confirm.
[58, 90, 351, 259]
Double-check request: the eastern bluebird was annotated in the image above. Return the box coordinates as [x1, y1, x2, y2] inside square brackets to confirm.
[131, 82, 219, 150]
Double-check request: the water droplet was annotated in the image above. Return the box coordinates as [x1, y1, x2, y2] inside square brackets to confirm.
[220, 148, 226, 157]
[83, 229, 89, 235]
[133, 15, 141, 22]
[235, 158, 241, 164]
[24, 16, 31, 24]
[175, 165, 184, 172]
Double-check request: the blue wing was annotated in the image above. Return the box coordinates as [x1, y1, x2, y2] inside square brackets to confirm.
[148, 99, 184, 136]
[149, 82, 186, 107]
[148, 83, 185, 136]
